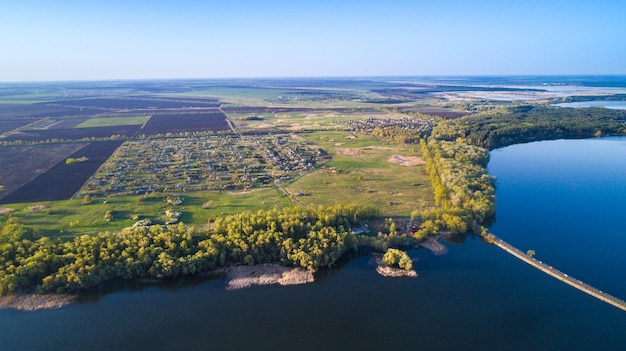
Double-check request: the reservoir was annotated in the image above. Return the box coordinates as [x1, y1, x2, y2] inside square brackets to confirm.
[554, 100, 626, 109]
[2, 138, 626, 350]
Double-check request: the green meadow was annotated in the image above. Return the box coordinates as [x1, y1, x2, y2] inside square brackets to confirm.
[286, 131, 433, 217]
[75, 115, 151, 128]
[0, 188, 292, 240]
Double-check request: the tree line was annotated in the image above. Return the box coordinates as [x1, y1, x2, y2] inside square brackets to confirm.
[0, 205, 380, 294]
[412, 138, 495, 238]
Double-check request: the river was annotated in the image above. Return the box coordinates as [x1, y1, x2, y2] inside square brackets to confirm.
[554, 100, 626, 109]
[2, 138, 626, 350]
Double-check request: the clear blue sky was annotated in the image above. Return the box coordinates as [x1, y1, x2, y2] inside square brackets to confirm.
[1, 0, 625, 81]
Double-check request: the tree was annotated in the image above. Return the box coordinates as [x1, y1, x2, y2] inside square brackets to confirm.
[527, 249, 536, 258]
[81, 195, 93, 205]
[104, 211, 114, 222]
[382, 248, 412, 271]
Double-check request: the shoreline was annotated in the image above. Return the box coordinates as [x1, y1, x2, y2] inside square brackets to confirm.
[0, 264, 314, 311]
[0, 294, 76, 311]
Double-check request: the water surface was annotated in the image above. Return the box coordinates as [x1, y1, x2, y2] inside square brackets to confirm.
[554, 100, 626, 109]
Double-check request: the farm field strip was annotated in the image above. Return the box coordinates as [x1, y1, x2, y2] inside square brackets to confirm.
[1, 124, 142, 142]
[138, 111, 230, 135]
[0, 141, 124, 204]
[47, 97, 221, 109]
[75, 115, 152, 128]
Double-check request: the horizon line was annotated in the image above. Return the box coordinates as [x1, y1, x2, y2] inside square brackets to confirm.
[2, 74, 626, 85]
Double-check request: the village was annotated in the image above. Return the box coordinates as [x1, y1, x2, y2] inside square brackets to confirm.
[345, 116, 433, 134]
[79, 133, 328, 197]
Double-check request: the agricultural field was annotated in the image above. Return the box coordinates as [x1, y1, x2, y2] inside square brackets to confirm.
[47, 97, 221, 109]
[138, 111, 230, 135]
[2, 125, 141, 142]
[0, 104, 102, 119]
[0, 143, 89, 200]
[75, 115, 151, 128]
[0, 141, 123, 204]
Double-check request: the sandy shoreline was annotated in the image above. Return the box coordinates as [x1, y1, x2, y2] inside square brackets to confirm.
[225, 264, 314, 290]
[419, 235, 448, 255]
[0, 294, 76, 311]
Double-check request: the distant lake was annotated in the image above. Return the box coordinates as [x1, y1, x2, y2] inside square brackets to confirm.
[2, 138, 626, 351]
[554, 100, 626, 109]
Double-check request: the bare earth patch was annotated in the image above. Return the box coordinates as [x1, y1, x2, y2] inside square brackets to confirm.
[387, 155, 425, 166]
[0, 294, 76, 311]
[0, 207, 16, 215]
[225, 264, 314, 290]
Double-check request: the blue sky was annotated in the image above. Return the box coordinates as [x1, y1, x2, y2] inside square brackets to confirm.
[1, 0, 625, 81]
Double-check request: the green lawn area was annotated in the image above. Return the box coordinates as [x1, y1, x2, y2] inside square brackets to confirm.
[286, 131, 434, 217]
[75, 115, 151, 128]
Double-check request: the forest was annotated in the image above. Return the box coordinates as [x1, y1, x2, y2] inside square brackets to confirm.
[431, 106, 626, 149]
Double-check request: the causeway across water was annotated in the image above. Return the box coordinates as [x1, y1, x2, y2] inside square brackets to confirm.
[490, 233, 626, 313]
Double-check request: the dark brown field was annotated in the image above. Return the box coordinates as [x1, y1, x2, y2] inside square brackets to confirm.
[3, 125, 142, 142]
[0, 120, 35, 134]
[0, 104, 102, 119]
[222, 106, 378, 114]
[139, 111, 231, 135]
[0, 143, 89, 200]
[49, 97, 220, 109]
[0, 141, 124, 204]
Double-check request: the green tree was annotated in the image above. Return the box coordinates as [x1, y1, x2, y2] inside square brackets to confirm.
[382, 248, 412, 271]
[81, 195, 93, 205]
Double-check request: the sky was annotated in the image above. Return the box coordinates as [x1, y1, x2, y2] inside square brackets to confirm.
[1, 0, 625, 82]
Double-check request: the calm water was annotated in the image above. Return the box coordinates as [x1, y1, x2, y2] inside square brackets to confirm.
[2, 138, 626, 351]
[554, 100, 626, 109]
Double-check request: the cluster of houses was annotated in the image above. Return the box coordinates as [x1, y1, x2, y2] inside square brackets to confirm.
[345, 117, 433, 134]
[80, 134, 325, 196]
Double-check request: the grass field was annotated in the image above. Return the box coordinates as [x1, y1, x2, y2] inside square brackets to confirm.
[75, 115, 151, 128]
[0, 188, 292, 239]
[285, 131, 433, 217]
[230, 110, 408, 133]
